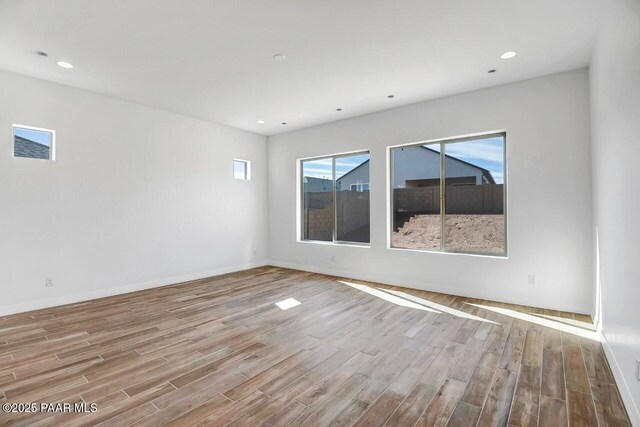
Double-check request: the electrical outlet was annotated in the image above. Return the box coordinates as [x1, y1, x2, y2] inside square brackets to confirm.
[636, 358, 640, 382]
[528, 275, 536, 286]
[45, 277, 54, 287]
[331, 255, 335, 262]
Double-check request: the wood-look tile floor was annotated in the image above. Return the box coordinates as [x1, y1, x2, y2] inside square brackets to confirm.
[0, 267, 631, 426]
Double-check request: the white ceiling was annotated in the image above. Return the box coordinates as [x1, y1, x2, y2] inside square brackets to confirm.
[0, 0, 604, 136]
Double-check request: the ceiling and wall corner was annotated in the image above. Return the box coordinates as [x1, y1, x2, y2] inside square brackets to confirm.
[0, 0, 604, 135]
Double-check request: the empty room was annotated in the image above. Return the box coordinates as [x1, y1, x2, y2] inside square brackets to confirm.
[1, 0, 638, 426]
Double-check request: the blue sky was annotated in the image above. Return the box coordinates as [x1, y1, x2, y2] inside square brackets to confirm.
[234, 160, 247, 179]
[303, 153, 370, 180]
[441, 137, 504, 184]
[302, 137, 504, 184]
[14, 127, 52, 147]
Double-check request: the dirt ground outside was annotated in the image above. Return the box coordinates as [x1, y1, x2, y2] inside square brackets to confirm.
[393, 214, 505, 254]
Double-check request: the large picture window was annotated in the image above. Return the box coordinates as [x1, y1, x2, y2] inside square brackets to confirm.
[390, 133, 506, 255]
[301, 151, 370, 244]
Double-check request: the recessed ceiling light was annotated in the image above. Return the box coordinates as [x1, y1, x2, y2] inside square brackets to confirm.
[256, 120, 265, 124]
[336, 108, 342, 111]
[273, 54, 286, 63]
[35, 51, 48, 57]
[388, 95, 395, 98]
[488, 69, 497, 73]
[56, 61, 73, 69]
[500, 51, 517, 60]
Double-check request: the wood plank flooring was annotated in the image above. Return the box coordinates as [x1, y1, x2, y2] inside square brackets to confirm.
[0, 266, 631, 426]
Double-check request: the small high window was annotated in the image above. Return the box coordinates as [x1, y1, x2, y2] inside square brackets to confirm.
[234, 159, 250, 180]
[13, 125, 55, 160]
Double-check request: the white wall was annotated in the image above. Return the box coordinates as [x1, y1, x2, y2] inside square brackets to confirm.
[0, 70, 268, 315]
[590, 0, 640, 423]
[269, 69, 593, 314]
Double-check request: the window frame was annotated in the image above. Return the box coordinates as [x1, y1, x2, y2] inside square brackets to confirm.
[388, 131, 508, 257]
[233, 159, 251, 181]
[12, 124, 56, 161]
[298, 150, 371, 247]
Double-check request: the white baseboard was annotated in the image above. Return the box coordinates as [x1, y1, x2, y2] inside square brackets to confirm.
[0, 261, 268, 316]
[601, 331, 640, 426]
[269, 260, 590, 315]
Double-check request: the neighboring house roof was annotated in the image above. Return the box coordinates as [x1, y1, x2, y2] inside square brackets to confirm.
[336, 159, 370, 184]
[336, 148, 496, 185]
[303, 176, 333, 192]
[14, 135, 50, 159]
[422, 146, 496, 184]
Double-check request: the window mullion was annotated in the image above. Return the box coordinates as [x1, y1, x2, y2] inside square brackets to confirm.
[332, 156, 337, 243]
[440, 142, 445, 252]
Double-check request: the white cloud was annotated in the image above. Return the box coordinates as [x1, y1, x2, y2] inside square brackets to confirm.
[445, 139, 504, 164]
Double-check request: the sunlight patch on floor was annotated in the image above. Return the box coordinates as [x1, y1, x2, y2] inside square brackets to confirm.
[466, 303, 600, 341]
[337, 280, 595, 338]
[529, 313, 595, 331]
[275, 297, 301, 310]
[338, 281, 440, 312]
[380, 288, 498, 324]
[338, 280, 495, 324]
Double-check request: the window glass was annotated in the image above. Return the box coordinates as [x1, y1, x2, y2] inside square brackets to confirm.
[391, 143, 441, 250]
[301, 152, 370, 244]
[13, 126, 54, 160]
[443, 136, 505, 254]
[336, 153, 370, 243]
[302, 157, 334, 242]
[390, 134, 506, 255]
[234, 160, 250, 180]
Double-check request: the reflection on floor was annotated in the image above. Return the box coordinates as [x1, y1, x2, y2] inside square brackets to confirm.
[0, 266, 630, 426]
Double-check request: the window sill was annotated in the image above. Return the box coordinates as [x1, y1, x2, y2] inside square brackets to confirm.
[387, 246, 508, 259]
[297, 240, 370, 249]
